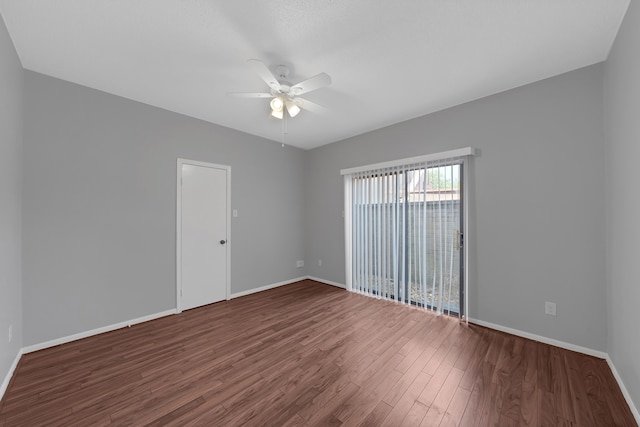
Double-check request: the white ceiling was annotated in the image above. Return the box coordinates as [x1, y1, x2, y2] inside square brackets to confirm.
[0, 0, 629, 150]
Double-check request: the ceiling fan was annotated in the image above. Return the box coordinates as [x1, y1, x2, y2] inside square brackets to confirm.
[228, 59, 332, 119]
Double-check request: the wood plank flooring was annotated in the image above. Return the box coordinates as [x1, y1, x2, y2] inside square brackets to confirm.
[0, 280, 636, 426]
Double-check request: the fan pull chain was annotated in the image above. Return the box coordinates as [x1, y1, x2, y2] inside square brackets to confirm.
[282, 108, 287, 148]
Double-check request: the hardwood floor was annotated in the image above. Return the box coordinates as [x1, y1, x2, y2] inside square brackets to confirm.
[0, 280, 636, 426]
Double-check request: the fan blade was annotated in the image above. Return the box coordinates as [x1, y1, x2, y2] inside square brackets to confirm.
[290, 73, 332, 96]
[247, 59, 281, 91]
[227, 92, 273, 98]
[293, 97, 326, 113]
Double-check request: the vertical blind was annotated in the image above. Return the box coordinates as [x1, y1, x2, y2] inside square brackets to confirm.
[343, 150, 471, 318]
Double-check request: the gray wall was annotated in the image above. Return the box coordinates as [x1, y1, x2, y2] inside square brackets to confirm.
[604, 0, 640, 412]
[22, 71, 306, 346]
[305, 64, 607, 352]
[0, 13, 23, 387]
[6, 14, 639, 414]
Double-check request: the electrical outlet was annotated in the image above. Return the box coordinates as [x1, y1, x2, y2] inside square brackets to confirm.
[318, 259, 322, 267]
[545, 301, 557, 316]
[8, 324, 12, 343]
[296, 260, 304, 268]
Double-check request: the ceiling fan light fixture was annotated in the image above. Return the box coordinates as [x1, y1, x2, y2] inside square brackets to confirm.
[270, 97, 284, 112]
[285, 100, 301, 118]
[271, 108, 283, 119]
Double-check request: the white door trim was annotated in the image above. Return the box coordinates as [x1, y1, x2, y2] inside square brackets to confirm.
[176, 158, 231, 313]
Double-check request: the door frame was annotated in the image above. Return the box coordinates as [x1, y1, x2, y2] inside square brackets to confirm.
[176, 158, 231, 313]
[342, 147, 474, 319]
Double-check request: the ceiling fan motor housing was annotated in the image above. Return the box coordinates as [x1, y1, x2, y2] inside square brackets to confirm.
[275, 65, 290, 79]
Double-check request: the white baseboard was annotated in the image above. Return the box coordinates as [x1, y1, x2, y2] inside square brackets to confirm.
[467, 318, 608, 359]
[22, 309, 177, 354]
[460, 318, 639, 422]
[606, 355, 640, 424]
[24, 277, 312, 355]
[306, 276, 346, 289]
[1, 348, 23, 402]
[229, 276, 307, 299]
[467, 319, 640, 421]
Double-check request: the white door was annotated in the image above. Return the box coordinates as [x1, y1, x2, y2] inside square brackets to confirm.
[178, 160, 229, 311]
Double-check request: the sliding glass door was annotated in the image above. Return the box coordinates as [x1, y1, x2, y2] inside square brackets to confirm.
[349, 160, 464, 317]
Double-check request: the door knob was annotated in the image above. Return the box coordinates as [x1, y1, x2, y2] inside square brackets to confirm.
[220, 240, 226, 245]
